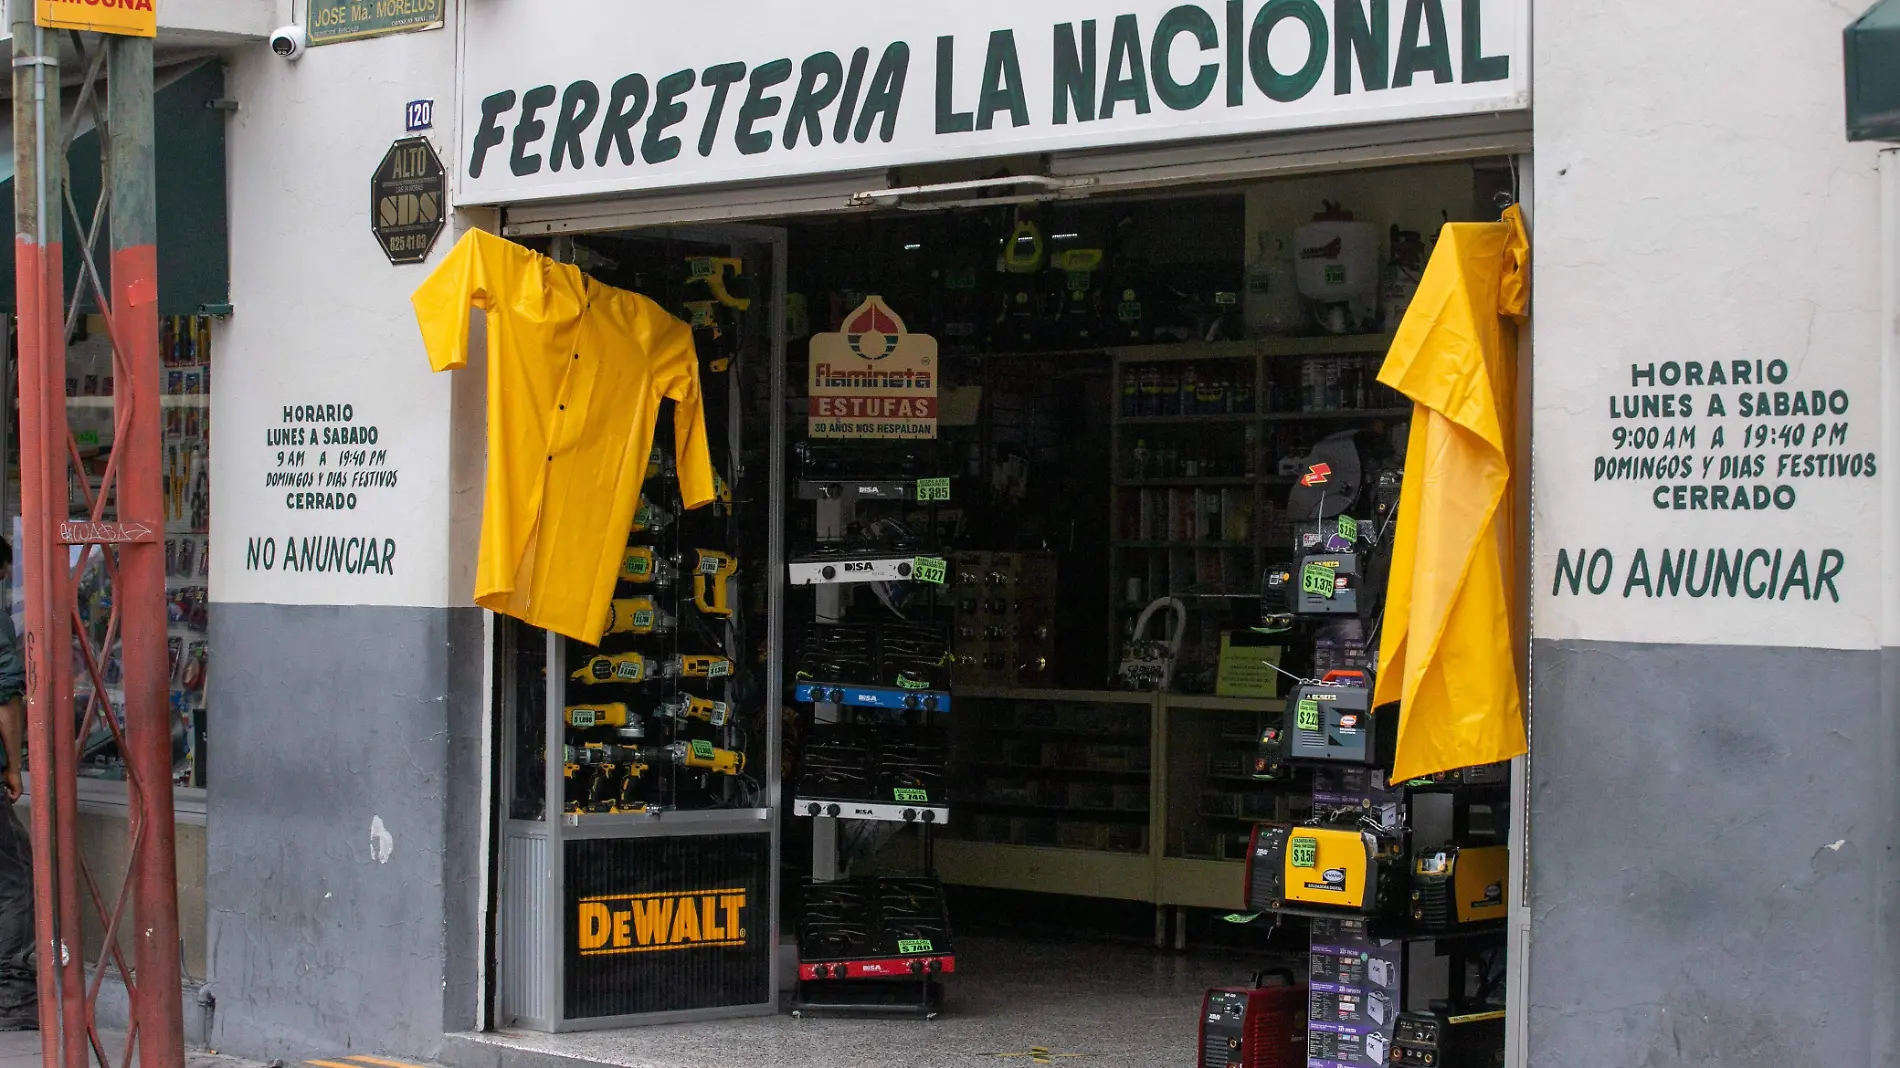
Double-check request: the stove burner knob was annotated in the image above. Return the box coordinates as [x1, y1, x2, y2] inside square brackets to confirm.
[922, 695, 939, 711]
[907, 960, 924, 975]
[920, 809, 937, 823]
[902, 809, 918, 822]
[926, 958, 943, 974]
[903, 695, 920, 710]
[828, 688, 846, 703]
[826, 804, 842, 818]
[806, 802, 821, 816]
[821, 564, 838, 581]
[896, 561, 913, 578]
[820, 483, 843, 499]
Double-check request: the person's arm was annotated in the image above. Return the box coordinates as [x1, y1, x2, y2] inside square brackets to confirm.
[0, 697, 22, 801]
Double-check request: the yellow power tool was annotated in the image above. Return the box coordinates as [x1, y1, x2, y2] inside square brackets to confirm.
[693, 550, 738, 617]
[630, 496, 673, 534]
[686, 256, 751, 310]
[564, 702, 636, 729]
[658, 693, 732, 727]
[620, 546, 675, 586]
[606, 596, 674, 635]
[662, 654, 735, 680]
[571, 653, 650, 685]
[665, 739, 745, 776]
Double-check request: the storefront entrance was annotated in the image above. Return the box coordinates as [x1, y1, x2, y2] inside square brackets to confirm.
[465, 146, 1530, 1068]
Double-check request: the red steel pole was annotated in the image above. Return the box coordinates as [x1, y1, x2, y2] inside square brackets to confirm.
[9, 12, 76, 1068]
[108, 35, 185, 1068]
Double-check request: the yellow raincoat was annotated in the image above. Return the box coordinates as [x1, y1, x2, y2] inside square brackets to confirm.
[1373, 206, 1529, 783]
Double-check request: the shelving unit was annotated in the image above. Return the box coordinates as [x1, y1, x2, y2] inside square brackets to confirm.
[931, 688, 1286, 932]
[1106, 333, 1406, 688]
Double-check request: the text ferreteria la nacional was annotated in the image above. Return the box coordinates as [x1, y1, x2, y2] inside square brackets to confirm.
[245, 402, 400, 577]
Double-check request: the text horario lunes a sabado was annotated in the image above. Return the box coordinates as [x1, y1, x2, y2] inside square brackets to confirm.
[246, 402, 401, 576]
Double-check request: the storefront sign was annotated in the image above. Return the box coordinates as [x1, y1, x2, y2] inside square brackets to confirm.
[371, 137, 446, 266]
[37, 0, 155, 37]
[309, 0, 445, 46]
[458, 0, 1527, 205]
[808, 297, 938, 440]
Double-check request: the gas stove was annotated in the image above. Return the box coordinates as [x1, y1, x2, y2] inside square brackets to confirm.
[795, 725, 949, 824]
[798, 877, 956, 981]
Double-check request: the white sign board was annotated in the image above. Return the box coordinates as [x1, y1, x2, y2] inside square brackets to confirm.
[459, 0, 1528, 205]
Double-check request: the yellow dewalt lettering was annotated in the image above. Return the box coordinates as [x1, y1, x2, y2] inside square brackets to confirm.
[702, 895, 723, 939]
[723, 894, 744, 937]
[611, 909, 631, 948]
[632, 898, 673, 946]
[577, 902, 611, 950]
[670, 896, 701, 943]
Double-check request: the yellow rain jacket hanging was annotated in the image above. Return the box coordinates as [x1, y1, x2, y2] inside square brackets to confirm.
[1374, 206, 1529, 783]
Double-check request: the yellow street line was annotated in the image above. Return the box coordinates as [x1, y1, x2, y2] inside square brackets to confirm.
[308, 1060, 361, 1068]
[346, 1057, 432, 1068]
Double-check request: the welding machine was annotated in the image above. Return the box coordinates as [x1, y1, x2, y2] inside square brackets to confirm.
[1285, 671, 1394, 768]
[1409, 845, 1509, 932]
[1198, 972, 1306, 1068]
[1392, 1009, 1506, 1068]
[1245, 821, 1405, 918]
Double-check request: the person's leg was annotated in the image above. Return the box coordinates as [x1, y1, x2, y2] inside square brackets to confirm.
[0, 797, 37, 1029]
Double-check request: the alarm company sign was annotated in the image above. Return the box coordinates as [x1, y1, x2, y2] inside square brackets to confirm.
[371, 137, 446, 266]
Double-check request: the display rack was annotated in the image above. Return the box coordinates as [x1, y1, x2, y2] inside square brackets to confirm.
[788, 446, 957, 1018]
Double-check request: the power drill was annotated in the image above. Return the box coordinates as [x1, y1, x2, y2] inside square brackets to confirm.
[657, 693, 732, 727]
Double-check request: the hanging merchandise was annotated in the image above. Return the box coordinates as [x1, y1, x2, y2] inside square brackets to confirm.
[412, 230, 717, 644]
[1117, 596, 1186, 691]
[1373, 206, 1530, 784]
[1293, 203, 1381, 335]
[1380, 226, 1428, 333]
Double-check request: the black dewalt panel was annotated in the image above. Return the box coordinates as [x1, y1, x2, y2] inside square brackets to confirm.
[563, 833, 772, 1019]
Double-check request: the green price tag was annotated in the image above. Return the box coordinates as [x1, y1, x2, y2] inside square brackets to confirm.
[912, 556, 948, 585]
[893, 787, 929, 803]
[915, 477, 952, 502]
[1301, 562, 1337, 598]
[570, 709, 598, 728]
[1290, 836, 1319, 868]
[707, 659, 732, 678]
[633, 610, 655, 629]
[1337, 514, 1359, 542]
[1296, 698, 1321, 732]
[1221, 912, 1261, 925]
[625, 553, 650, 576]
[897, 938, 934, 954]
[689, 739, 715, 760]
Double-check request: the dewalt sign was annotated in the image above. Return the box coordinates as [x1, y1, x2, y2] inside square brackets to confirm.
[576, 890, 747, 955]
[36, 0, 155, 37]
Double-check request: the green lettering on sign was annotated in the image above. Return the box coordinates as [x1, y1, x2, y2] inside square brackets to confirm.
[307, 0, 445, 45]
[1337, 514, 1358, 542]
[915, 477, 952, 502]
[1296, 698, 1321, 732]
[912, 556, 948, 585]
[893, 787, 930, 803]
[1290, 836, 1319, 868]
[1301, 563, 1336, 598]
[633, 610, 655, 629]
[570, 709, 597, 728]
[625, 554, 649, 576]
[897, 938, 933, 953]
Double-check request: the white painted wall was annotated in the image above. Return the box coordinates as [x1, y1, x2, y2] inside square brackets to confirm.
[1531, 0, 1888, 649]
[211, 0, 478, 610]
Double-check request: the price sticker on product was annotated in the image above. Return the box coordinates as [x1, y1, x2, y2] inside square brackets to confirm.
[915, 477, 951, 502]
[912, 556, 948, 584]
[689, 739, 716, 761]
[1290, 836, 1319, 869]
[893, 787, 930, 803]
[1296, 698, 1321, 732]
[897, 938, 934, 953]
[1337, 514, 1358, 543]
[706, 660, 732, 678]
[1301, 562, 1336, 598]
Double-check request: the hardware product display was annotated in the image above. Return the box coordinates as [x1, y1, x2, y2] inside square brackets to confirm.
[619, 545, 675, 586]
[1392, 1010, 1506, 1068]
[605, 596, 673, 636]
[1245, 822, 1406, 917]
[692, 550, 739, 617]
[797, 878, 956, 981]
[788, 548, 945, 586]
[1409, 845, 1509, 931]
[1198, 975, 1308, 1068]
[571, 652, 651, 685]
[950, 551, 1057, 688]
[793, 620, 953, 702]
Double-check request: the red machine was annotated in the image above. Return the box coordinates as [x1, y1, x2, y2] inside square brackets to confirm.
[1199, 972, 1308, 1068]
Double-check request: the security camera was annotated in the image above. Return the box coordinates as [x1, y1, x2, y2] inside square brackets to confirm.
[269, 25, 307, 60]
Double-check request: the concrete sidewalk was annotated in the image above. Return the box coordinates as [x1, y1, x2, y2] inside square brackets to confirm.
[0, 1029, 261, 1068]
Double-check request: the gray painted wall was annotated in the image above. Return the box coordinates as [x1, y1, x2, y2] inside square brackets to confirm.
[1527, 639, 1899, 1067]
[205, 603, 486, 1061]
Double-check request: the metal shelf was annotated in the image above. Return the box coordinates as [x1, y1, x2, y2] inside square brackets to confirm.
[1260, 407, 1411, 422]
